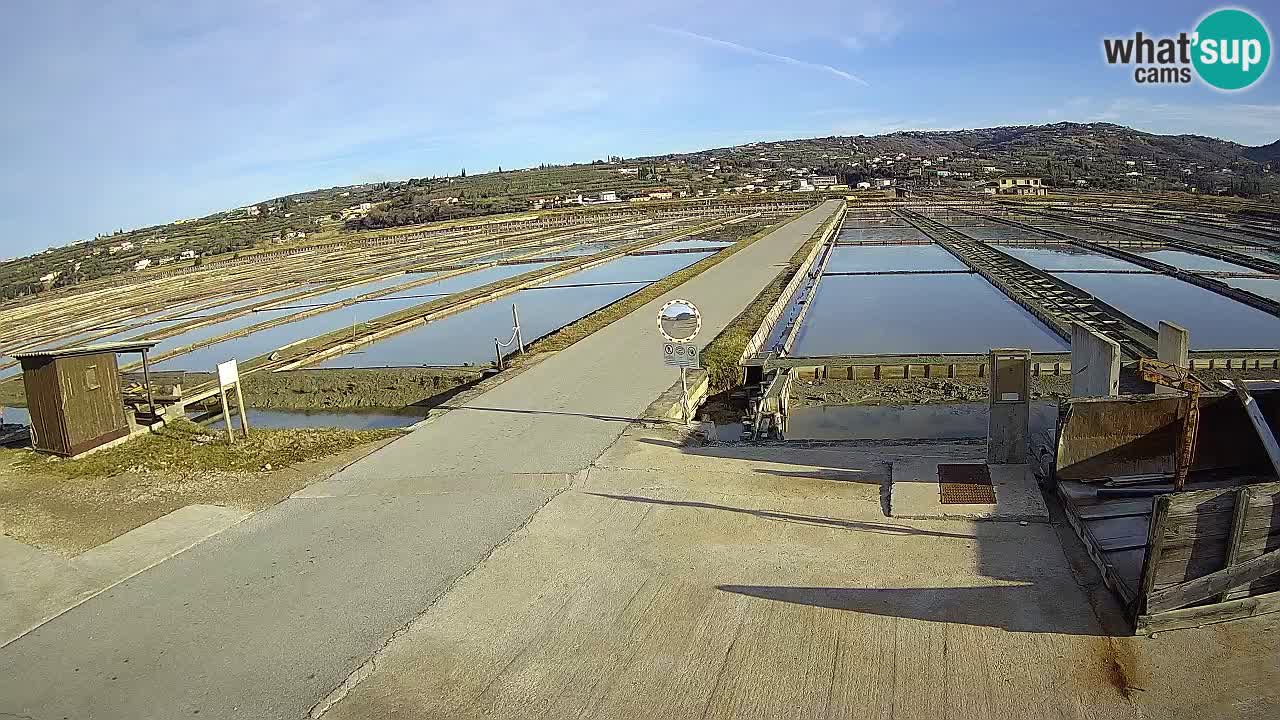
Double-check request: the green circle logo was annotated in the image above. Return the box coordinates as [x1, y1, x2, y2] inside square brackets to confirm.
[1193, 8, 1271, 90]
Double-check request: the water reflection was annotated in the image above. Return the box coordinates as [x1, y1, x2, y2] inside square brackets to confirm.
[791, 274, 1068, 356]
[1052, 272, 1280, 349]
[824, 244, 967, 273]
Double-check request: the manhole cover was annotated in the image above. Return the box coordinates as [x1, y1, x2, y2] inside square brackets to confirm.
[938, 463, 995, 504]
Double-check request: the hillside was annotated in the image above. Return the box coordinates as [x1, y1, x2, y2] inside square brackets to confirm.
[2, 122, 1277, 305]
[659, 122, 1279, 196]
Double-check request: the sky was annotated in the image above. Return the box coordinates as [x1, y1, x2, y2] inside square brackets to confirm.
[3, 0, 1278, 254]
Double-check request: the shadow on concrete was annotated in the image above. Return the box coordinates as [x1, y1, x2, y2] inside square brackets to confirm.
[752, 467, 880, 485]
[634, 437, 685, 449]
[585, 492, 973, 539]
[435, 404, 645, 424]
[407, 376, 488, 410]
[716, 584, 1103, 635]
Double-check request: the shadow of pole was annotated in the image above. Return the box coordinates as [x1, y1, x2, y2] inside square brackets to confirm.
[584, 492, 974, 539]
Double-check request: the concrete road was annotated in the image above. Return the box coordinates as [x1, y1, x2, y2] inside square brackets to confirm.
[319, 423, 1280, 720]
[0, 200, 842, 720]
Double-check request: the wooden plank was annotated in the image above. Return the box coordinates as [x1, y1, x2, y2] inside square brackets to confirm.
[1138, 495, 1172, 614]
[1155, 528, 1280, 565]
[1220, 488, 1252, 602]
[1088, 515, 1151, 542]
[1145, 546, 1280, 613]
[1159, 508, 1279, 546]
[1056, 483, 1138, 605]
[1136, 589, 1280, 635]
[1076, 498, 1155, 520]
[1104, 548, 1147, 590]
[1232, 383, 1280, 479]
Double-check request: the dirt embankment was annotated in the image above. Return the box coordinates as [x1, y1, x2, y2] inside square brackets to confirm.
[789, 374, 1072, 408]
[1, 367, 485, 412]
[788, 365, 1280, 408]
[230, 367, 482, 410]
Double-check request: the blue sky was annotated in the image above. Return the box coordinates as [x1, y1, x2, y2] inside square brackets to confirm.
[3, 0, 1277, 254]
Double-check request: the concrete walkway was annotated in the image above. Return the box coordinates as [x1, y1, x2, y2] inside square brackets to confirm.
[0, 200, 842, 720]
[319, 423, 1280, 720]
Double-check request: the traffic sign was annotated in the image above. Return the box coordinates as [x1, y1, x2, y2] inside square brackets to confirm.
[662, 341, 700, 369]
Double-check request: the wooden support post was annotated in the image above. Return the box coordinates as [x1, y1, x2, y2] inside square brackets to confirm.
[219, 385, 234, 445]
[874, 365, 881, 380]
[1138, 496, 1171, 614]
[948, 364, 956, 378]
[234, 381, 250, 439]
[140, 349, 157, 418]
[1220, 487, 1252, 602]
[847, 366, 854, 380]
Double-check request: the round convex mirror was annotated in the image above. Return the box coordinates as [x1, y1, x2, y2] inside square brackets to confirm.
[657, 299, 701, 342]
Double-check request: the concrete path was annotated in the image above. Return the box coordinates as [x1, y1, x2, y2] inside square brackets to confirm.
[0, 504, 250, 646]
[319, 423, 1280, 720]
[0, 200, 842, 720]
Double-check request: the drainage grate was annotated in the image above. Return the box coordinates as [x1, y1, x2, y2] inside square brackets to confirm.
[938, 463, 996, 504]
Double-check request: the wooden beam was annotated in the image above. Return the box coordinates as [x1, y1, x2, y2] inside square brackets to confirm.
[1220, 487, 1252, 603]
[1137, 589, 1280, 635]
[1231, 382, 1280, 480]
[1145, 545, 1280, 614]
[1138, 495, 1171, 614]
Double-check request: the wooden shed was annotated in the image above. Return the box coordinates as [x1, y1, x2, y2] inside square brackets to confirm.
[13, 341, 158, 457]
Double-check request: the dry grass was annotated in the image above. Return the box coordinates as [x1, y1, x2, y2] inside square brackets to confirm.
[11, 419, 398, 480]
[699, 210, 839, 391]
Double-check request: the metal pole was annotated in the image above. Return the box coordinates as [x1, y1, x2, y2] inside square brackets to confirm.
[680, 367, 689, 425]
[234, 381, 250, 439]
[140, 349, 157, 418]
[512, 303, 524, 354]
[494, 339, 503, 370]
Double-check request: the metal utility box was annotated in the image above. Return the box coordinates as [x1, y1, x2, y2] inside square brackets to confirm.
[14, 341, 157, 457]
[987, 348, 1031, 464]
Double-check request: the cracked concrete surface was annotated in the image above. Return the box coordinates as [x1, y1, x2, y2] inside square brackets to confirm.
[318, 425, 1280, 720]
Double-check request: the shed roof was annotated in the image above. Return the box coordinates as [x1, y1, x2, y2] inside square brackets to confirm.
[13, 341, 159, 360]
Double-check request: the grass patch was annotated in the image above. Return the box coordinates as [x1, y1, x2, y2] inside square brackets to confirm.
[521, 216, 797, 356]
[14, 419, 398, 480]
[699, 208, 840, 391]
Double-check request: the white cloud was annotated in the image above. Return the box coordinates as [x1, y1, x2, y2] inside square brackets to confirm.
[839, 6, 906, 51]
[1084, 98, 1280, 145]
[652, 24, 869, 86]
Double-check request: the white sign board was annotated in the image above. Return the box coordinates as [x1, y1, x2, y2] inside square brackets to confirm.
[662, 342, 701, 369]
[217, 359, 240, 388]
